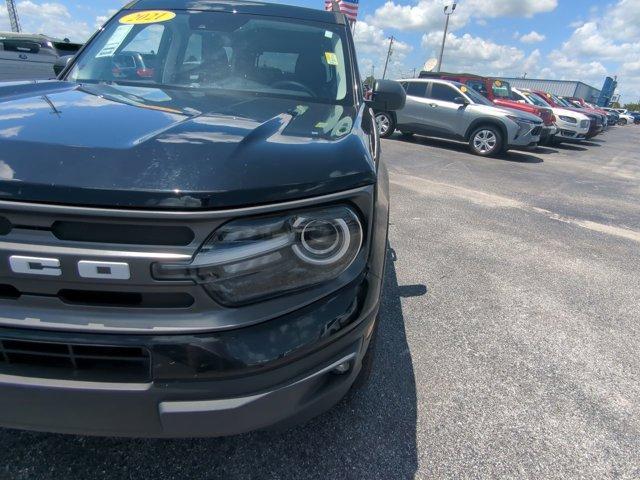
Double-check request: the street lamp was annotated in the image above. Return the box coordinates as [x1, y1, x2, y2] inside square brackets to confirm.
[436, 0, 457, 72]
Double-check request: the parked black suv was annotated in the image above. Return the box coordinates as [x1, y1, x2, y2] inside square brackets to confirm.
[0, 0, 404, 437]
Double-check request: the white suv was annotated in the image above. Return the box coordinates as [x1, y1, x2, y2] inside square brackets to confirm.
[613, 109, 635, 126]
[512, 88, 590, 143]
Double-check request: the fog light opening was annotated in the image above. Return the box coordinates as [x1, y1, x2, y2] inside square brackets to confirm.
[331, 361, 352, 375]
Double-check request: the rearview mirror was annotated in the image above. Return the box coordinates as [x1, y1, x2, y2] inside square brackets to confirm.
[454, 96, 469, 106]
[367, 80, 406, 111]
[53, 55, 74, 76]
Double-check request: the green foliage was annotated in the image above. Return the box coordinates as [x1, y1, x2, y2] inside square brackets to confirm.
[624, 102, 640, 112]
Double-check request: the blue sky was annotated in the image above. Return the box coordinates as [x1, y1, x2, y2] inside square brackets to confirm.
[1, 0, 639, 103]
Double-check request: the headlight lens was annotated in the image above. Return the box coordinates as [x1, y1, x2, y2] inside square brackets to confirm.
[152, 205, 363, 305]
[559, 115, 577, 123]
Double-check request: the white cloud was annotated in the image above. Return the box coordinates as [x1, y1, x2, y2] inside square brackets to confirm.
[368, 0, 557, 31]
[421, 31, 527, 74]
[520, 31, 546, 43]
[0, 1, 92, 42]
[353, 21, 413, 78]
[95, 9, 118, 31]
[367, 0, 470, 32]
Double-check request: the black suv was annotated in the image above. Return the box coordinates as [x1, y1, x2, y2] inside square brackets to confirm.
[0, 0, 404, 437]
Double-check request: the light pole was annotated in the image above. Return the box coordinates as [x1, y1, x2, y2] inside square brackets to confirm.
[382, 36, 394, 79]
[436, 0, 457, 72]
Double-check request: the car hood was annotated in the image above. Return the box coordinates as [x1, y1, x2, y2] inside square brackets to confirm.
[0, 81, 372, 209]
[551, 108, 590, 121]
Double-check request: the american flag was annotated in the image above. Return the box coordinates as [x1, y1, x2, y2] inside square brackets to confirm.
[324, 0, 359, 22]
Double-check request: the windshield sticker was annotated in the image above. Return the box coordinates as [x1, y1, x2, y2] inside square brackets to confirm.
[325, 30, 334, 39]
[325, 52, 338, 66]
[494, 80, 502, 87]
[119, 10, 176, 25]
[460, 85, 468, 93]
[96, 24, 134, 58]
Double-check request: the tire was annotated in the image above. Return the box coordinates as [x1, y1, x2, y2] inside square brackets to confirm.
[375, 112, 395, 138]
[469, 125, 503, 157]
[618, 119, 627, 126]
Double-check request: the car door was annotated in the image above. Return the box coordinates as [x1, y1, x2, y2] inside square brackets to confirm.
[395, 81, 432, 132]
[423, 82, 468, 138]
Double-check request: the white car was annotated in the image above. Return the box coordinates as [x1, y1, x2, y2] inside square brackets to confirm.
[613, 109, 635, 126]
[512, 88, 590, 143]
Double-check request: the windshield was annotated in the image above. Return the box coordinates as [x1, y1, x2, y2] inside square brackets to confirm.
[522, 91, 550, 107]
[491, 79, 512, 99]
[461, 84, 494, 106]
[552, 95, 573, 108]
[67, 10, 352, 104]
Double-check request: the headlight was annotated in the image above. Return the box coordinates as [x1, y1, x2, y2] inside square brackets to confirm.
[152, 205, 363, 305]
[559, 115, 577, 124]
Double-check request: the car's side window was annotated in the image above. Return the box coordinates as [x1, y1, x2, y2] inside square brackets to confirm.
[428, 83, 460, 103]
[405, 81, 427, 98]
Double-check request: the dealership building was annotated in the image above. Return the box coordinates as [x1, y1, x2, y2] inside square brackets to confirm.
[500, 78, 604, 104]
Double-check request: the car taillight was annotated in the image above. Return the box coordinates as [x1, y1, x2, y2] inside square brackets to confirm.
[136, 68, 154, 78]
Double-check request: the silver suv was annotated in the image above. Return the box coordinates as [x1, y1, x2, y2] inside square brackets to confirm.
[375, 79, 543, 156]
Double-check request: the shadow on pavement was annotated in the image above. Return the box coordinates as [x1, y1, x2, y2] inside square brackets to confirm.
[395, 133, 544, 163]
[534, 146, 559, 155]
[0, 249, 419, 480]
[554, 143, 588, 151]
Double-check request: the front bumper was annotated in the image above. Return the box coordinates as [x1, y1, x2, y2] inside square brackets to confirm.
[508, 124, 542, 148]
[0, 274, 381, 437]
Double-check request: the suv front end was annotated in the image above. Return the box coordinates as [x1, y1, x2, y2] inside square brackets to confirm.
[0, 186, 388, 437]
[0, 0, 405, 437]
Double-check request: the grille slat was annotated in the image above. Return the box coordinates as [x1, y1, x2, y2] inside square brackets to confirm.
[0, 338, 151, 383]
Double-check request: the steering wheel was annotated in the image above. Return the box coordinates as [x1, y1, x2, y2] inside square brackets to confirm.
[270, 80, 315, 97]
[112, 52, 146, 78]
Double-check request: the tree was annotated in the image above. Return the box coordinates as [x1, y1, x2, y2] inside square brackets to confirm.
[624, 102, 640, 112]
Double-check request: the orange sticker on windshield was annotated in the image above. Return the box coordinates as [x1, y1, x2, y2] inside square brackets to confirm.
[460, 86, 468, 93]
[119, 10, 176, 24]
[494, 80, 502, 87]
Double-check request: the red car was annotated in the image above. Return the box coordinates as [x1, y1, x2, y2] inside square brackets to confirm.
[419, 72, 556, 141]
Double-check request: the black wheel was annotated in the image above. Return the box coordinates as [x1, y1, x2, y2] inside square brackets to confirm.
[469, 125, 503, 157]
[375, 112, 395, 138]
[618, 118, 628, 126]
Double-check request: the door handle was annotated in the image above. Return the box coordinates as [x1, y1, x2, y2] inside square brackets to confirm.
[428, 103, 437, 108]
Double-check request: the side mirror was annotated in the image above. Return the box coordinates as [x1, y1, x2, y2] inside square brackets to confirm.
[367, 79, 406, 111]
[454, 96, 469, 106]
[53, 55, 74, 76]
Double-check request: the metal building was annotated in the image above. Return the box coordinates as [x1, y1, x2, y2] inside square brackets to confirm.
[500, 77, 602, 103]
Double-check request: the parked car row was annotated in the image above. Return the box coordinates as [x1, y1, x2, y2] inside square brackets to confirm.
[373, 72, 633, 157]
[0, 31, 82, 82]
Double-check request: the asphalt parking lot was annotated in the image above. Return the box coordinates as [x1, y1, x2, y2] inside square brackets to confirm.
[1, 126, 639, 480]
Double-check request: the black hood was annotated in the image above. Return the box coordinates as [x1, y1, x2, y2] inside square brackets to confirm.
[0, 81, 373, 209]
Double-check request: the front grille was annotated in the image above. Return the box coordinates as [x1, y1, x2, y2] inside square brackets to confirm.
[0, 338, 151, 382]
[52, 221, 195, 246]
[0, 283, 194, 309]
[0, 217, 195, 246]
